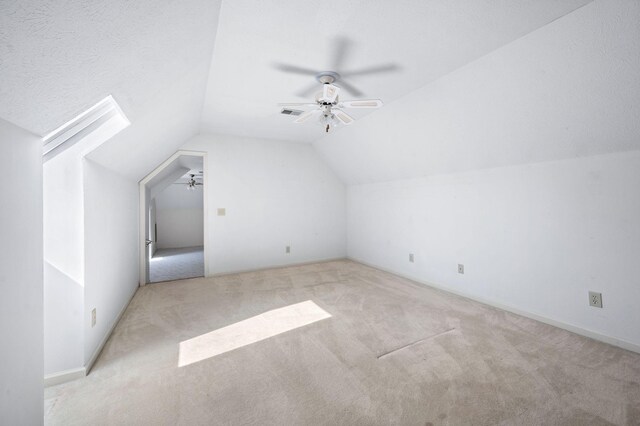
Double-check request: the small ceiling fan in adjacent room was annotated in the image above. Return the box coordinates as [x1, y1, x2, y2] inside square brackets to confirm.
[274, 37, 398, 133]
[173, 173, 203, 190]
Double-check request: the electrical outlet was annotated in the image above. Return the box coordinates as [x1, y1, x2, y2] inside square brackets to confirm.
[91, 308, 97, 327]
[458, 264, 464, 274]
[409, 253, 414, 263]
[285, 245, 290, 254]
[589, 291, 603, 308]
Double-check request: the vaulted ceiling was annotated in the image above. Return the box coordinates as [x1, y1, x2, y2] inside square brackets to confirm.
[0, 0, 222, 180]
[315, 0, 640, 184]
[3, 0, 639, 184]
[201, 0, 592, 142]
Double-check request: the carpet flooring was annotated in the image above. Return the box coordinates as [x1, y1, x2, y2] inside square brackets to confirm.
[45, 260, 640, 425]
[149, 246, 204, 283]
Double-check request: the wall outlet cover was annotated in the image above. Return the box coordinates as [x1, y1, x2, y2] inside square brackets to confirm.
[286, 246, 290, 254]
[589, 291, 603, 308]
[91, 308, 97, 327]
[217, 208, 226, 216]
[409, 253, 414, 263]
[458, 264, 464, 274]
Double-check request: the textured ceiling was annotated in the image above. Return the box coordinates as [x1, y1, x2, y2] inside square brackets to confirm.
[200, 0, 592, 143]
[85, 61, 212, 181]
[0, 0, 222, 181]
[314, 0, 640, 184]
[0, 0, 222, 136]
[4, 0, 630, 185]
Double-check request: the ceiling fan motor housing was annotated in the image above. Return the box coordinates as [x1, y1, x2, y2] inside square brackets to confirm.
[316, 71, 340, 85]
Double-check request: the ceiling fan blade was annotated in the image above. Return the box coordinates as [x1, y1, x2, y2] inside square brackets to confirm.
[340, 99, 383, 109]
[296, 82, 321, 98]
[277, 102, 318, 108]
[341, 63, 400, 77]
[333, 109, 355, 125]
[273, 63, 318, 75]
[336, 79, 363, 97]
[294, 109, 321, 124]
[321, 84, 340, 103]
[331, 36, 351, 71]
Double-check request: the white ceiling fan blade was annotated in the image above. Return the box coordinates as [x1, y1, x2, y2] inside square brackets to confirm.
[294, 109, 321, 124]
[277, 102, 318, 107]
[321, 84, 340, 103]
[340, 99, 383, 109]
[333, 109, 355, 125]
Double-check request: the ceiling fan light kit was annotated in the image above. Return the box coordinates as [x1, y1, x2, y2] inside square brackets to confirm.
[278, 71, 384, 133]
[275, 36, 397, 134]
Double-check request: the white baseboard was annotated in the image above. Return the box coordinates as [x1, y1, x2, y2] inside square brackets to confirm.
[208, 257, 348, 277]
[44, 367, 86, 387]
[85, 286, 138, 375]
[45, 286, 138, 387]
[348, 257, 640, 355]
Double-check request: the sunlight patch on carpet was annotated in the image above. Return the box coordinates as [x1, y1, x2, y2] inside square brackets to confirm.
[178, 300, 331, 367]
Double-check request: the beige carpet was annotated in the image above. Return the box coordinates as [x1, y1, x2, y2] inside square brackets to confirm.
[45, 260, 640, 425]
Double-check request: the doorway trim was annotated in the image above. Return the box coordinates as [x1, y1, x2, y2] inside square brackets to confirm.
[138, 150, 209, 286]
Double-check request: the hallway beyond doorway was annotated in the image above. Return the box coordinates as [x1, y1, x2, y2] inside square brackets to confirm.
[149, 246, 204, 283]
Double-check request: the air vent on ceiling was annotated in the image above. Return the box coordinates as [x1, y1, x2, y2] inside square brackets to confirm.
[42, 95, 129, 162]
[280, 108, 303, 116]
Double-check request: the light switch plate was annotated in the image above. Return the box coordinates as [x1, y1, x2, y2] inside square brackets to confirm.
[409, 253, 414, 263]
[458, 264, 464, 274]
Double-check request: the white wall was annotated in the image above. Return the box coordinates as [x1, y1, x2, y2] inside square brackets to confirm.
[44, 262, 84, 375]
[155, 209, 204, 249]
[43, 115, 139, 376]
[348, 150, 640, 349]
[43, 139, 85, 375]
[155, 183, 204, 249]
[83, 159, 139, 364]
[0, 118, 43, 424]
[181, 134, 346, 274]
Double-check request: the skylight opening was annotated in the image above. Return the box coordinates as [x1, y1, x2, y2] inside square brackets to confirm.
[42, 95, 129, 162]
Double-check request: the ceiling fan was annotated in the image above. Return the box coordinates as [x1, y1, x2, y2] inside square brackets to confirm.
[174, 174, 203, 190]
[274, 36, 399, 97]
[279, 73, 383, 133]
[275, 37, 395, 133]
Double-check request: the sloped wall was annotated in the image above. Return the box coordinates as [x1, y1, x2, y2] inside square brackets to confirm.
[314, 0, 640, 184]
